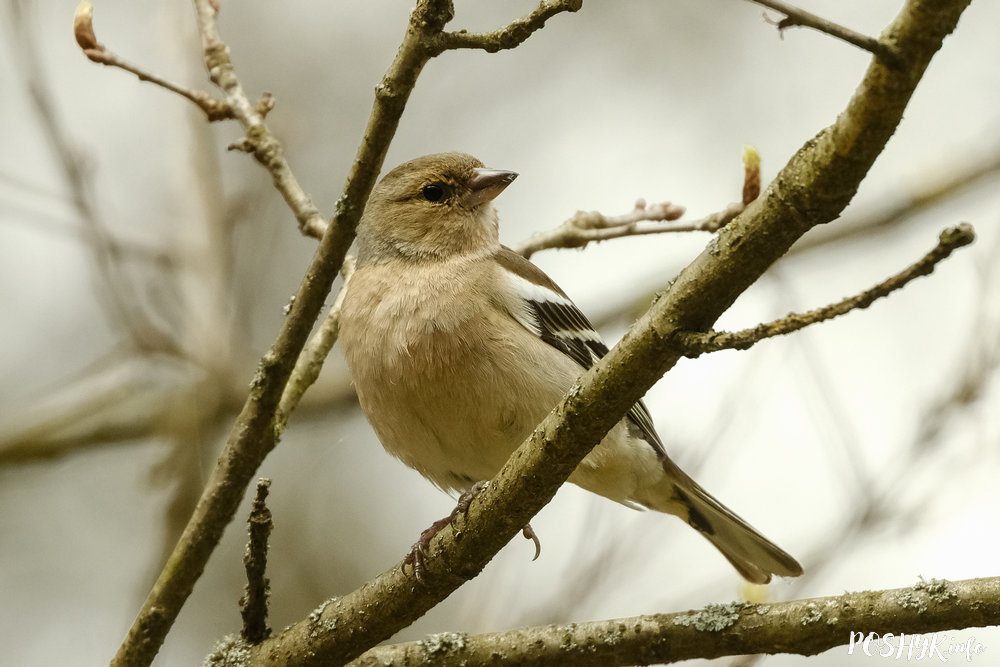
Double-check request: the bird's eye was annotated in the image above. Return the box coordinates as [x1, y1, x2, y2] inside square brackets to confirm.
[422, 184, 446, 202]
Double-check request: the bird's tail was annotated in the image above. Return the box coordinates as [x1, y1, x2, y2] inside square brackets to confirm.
[653, 466, 803, 584]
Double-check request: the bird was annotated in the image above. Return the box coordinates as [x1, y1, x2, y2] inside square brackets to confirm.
[339, 152, 802, 584]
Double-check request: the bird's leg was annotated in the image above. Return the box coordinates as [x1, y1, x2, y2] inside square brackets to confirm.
[403, 481, 489, 583]
[401, 481, 543, 582]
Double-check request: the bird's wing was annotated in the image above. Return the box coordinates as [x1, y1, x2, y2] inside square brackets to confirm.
[494, 246, 666, 457]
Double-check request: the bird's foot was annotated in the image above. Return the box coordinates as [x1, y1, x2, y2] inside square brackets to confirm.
[401, 482, 542, 583]
[402, 481, 489, 583]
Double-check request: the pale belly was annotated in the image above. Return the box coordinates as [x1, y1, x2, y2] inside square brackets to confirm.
[340, 261, 666, 502]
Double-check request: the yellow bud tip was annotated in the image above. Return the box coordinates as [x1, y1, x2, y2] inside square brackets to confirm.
[742, 145, 761, 169]
[74, 1, 101, 53]
[741, 582, 771, 604]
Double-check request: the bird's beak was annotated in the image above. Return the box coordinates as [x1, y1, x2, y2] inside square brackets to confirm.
[465, 168, 518, 208]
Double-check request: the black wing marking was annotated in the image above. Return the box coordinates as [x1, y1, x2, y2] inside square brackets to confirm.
[497, 246, 667, 457]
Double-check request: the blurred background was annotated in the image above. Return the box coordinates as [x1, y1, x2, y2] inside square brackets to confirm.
[1, 0, 998, 664]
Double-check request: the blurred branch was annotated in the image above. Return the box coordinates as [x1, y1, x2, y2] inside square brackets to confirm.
[352, 576, 1000, 666]
[676, 223, 976, 356]
[238, 2, 973, 665]
[11, 1, 181, 357]
[747, 0, 898, 65]
[111, 1, 581, 665]
[792, 145, 1000, 255]
[73, 2, 234, 121]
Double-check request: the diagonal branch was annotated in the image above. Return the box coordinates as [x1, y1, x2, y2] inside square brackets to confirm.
[792, 145, 1000, 255]
[676, 223, 976, 356]
[353, 576, 1000, 666]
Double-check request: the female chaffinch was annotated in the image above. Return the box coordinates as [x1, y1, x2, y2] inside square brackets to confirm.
[340, 152, 802, 584]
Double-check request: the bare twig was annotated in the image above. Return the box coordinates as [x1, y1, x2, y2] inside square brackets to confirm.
[590, 145, 1000, 332]
[88, 54, 233, 120]
[514, 145, 761, 258]
[513, 200, 687, 258]
[241, 479, 274, 645]
[747, 0, 899, 65]
[190, 0, 325, 238]
[352, 576, 1000, 666]
[74, 3, 233, 120]
[675, 223, 976, 356]
[432, 0, 583, 52]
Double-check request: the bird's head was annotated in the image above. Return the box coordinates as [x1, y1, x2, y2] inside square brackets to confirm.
[356, 152, 518, 263]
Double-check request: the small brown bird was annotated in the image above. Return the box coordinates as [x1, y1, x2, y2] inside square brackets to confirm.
[339, 152, 802, 583]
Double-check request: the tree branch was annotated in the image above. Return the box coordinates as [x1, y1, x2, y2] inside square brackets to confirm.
[241, 1, 974, 665]
[746, 0, 899, 66]
[352, 576, 1000, 666]
[676, 223, 976, 356]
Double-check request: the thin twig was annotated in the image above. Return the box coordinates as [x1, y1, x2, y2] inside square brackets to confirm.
[513, 200, 688, 259]
[190, 0, 326, 238]
[73, 2, 233, 120]
[88, 51, 234, 120]
[241, 479, 274, 645]
[675, 223, 976, 356]
[747, 0, 899, 66]
[432, 0, 583, 53]
[514, 145, 761, 258]
[15, 2, 181, 357]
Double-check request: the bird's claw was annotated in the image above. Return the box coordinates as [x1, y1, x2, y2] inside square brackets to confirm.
[402, 481, 490, 584]
[402, 482, 542, 583]
[522, 523, 541, 561]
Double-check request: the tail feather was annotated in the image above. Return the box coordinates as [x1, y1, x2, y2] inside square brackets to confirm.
[668, 476, 802, 584]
